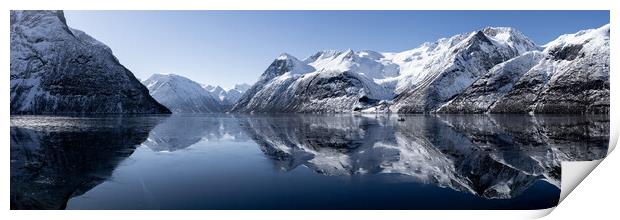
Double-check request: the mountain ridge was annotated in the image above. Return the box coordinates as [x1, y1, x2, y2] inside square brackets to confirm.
[231, 24, 608, 114]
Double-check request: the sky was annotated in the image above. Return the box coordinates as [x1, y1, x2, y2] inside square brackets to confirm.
[64, 11, 609, 88]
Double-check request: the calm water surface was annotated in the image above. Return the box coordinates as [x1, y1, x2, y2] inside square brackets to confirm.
[10, 114, 609, 210]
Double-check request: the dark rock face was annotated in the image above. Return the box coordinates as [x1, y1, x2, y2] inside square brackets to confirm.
[549, 44, 583, 61]
[438, 52, 545, 113]
[10, 10, 170, 114]
[10, 116, 165, 209]
[239, 114, 607, 200]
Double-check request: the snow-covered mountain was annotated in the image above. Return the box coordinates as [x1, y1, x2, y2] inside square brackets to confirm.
[390, 27, 540, 113]
[436, 51, 546, 113]
[230, 51, 397, 113]
[232, 25, 608, 114]
[143, 74, 224, 113]
[231, 27, 540, 113]
[10, 10, 170, 114]
[204, 83, 251, 109]
[439, 24, 610, 114]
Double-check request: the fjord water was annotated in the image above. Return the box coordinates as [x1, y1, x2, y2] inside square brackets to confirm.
[10, 114, 608, 210]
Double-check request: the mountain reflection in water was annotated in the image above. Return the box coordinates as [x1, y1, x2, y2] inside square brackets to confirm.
[10, 114, 608, 210]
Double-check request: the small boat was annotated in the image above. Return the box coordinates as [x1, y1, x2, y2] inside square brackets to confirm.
[397, 118, 405, 122]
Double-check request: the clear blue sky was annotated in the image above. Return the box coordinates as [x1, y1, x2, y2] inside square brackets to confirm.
[64, 11, 609, 88]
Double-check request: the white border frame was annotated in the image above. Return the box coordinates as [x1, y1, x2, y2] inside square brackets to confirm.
[2, 0, 617, 219]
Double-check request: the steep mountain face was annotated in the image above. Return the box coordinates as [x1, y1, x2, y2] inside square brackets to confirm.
[232, 27, 539, 113]
[437, 51, 546, 113]
[10, 10, 170, 114]
[204, 83, 251, 110]
[488, 25, 610, 114]
[143, 74, 223, 113]
[390, 27, 540, 113]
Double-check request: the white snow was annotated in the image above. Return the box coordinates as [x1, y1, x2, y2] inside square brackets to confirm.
[543, 24, 610, 52]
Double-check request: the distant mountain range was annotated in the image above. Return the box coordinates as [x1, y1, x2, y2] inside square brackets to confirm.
[203, 83, 251, 109]
[142, 73, 250, 113]
[10, 10, 609, 115]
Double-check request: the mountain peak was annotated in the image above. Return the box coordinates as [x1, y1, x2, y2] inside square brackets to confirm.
[276, 52, 299, 61]
[260, 52, 314, 80]
[143, 73, 196, 86]
[482, 26, 517, 35]
[478, 26, 539, 54]
[11, 10, 67, 26]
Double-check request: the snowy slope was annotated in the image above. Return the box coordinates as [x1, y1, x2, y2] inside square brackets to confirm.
[390, 27, 540, 113]
[232, 27, 540, 113]
[437, 51, 546, 113]
[143, 74, 223, 113]
[10, 10, 170, 114]
[488, 24, 610, 114]
[231, 52, 396, 113]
